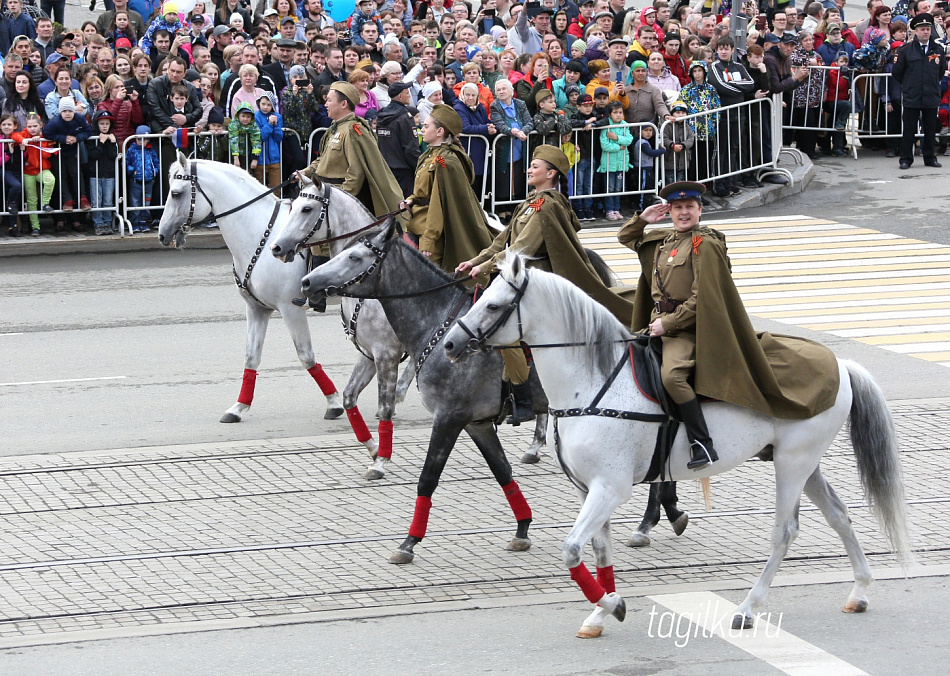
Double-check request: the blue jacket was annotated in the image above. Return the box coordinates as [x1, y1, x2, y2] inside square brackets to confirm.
[1, 13, 37, 56]
[817, 40, 855, 66]
[44, 114, 93, 156]
[126, 140, 160, 182]
[254, 109, 284, 166]
[349, 10, 383, 47]
[453, 99, 491, 176]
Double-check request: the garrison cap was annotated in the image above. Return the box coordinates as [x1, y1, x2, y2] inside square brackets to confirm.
[533, 144, 570, 176]
[535, 88, 554, 104]
[329, 81, 360, 108]
[659, 181, 706, 203]
[428, 103, 463, 136]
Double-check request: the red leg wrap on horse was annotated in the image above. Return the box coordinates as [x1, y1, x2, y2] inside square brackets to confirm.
[237, 369, 257, 406]
[502, 481, 532, 521]
[596, 566, 616, 594]
[570, 563, 606, 604]
[307, 363, 337, 396]
[377, 420, 393, 459]
[345, 406, 373, 443]
[408, 495, 432, 539]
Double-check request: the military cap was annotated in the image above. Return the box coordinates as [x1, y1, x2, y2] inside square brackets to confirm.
[329, 81, 360, 109]
[429, 104, 463, 137]
[910, 12, 934, 28]
[535, 88, 554, 104]
[533, 145, 570, 176]
[659, 181, 706, 203]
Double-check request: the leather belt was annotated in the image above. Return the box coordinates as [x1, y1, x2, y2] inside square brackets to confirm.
[317, 175, 344, 185]
[413, 197, 430, 206]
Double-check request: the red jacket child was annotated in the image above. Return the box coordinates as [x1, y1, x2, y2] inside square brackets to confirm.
[12, 129, 57, 175]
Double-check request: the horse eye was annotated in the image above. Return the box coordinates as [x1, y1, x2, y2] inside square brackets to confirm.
[487, 303, 500, 312]
[348, 253, 361, 261]
[170, 191, 181, 199]
[302, 206, 312, 213]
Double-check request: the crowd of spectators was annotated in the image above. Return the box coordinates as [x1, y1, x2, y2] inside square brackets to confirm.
[0, 0, 946, 237]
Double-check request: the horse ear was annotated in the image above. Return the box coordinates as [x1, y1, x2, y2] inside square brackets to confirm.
[505, 246, 524, 281]
[296, 170, 313, 189]
[176, 150, 189, 174]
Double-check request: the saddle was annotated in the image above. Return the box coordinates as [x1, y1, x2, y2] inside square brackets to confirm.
[631, 335, 678, 420]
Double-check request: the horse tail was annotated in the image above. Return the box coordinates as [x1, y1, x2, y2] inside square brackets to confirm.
[844, 360, 913, 566]
[585, 248, 617, 287]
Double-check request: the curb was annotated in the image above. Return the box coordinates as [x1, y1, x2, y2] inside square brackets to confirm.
[0, 159, 813, 258]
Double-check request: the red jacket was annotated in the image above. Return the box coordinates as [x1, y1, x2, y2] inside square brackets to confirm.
[11, 131, 56, 175]
[96, 97, 144, 148]
[825, 68, 850, 102]
[663, 52, 691, 87]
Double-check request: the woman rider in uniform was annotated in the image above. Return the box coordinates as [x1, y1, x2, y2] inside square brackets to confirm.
[399, 103, 495, 274]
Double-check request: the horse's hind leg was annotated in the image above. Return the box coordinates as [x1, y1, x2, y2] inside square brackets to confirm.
[804, 467, 874, 614]
[627, 483, 661, 548]
[733, 459, 813, 630]
[394, 361, 414, 404]
[221, 304, 273, 423]
[341, 353, 381, 466]
[364, 353, 400, 481]
[466, 420, 533, 551]
[660, 481, 688, 535]
[564, 480, 629, 638]
[282, 306, 344, 419]
[522, 371, 548, 464]
[389, 416, 466, 565]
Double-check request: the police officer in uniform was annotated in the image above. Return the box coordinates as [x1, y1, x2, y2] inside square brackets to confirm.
[399, 104, 496, 274]
[894, 13, 947, 170]
[298, 81, 403, 309]
[618, 182, 719, 469]
[458, 145, 635, 423]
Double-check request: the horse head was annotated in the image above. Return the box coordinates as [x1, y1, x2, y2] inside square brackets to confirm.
[157, 151, 210, 248]
[444, 250, 529, 361]
[270, 173, 331, 263]
[299, 216, 400, 303]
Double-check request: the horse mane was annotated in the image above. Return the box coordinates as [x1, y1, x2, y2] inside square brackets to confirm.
[501, 253, 631, 379]
[170, 157, 276, 197]
[393, 236, 458, 284]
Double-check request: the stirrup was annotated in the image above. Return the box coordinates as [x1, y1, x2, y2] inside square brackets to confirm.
[687, 441, 717, 470]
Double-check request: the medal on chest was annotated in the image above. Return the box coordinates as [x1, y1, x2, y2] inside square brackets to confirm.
[525, 196, 545, 216]
[667, 247, 677, 264]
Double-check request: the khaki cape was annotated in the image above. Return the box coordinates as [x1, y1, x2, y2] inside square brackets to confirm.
[486, 190, 636, 326]
[305, 113, 404, 218]
[407, 143, 496, 274]
[629, 226, 840, 420]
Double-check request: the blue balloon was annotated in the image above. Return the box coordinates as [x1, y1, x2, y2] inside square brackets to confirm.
[326, 0, 356, 23]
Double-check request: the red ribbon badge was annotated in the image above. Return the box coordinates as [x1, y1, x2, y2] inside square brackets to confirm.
[692, 235, 702, 254]
[529, 197, 545, 210]
[436, 156, 447, 168]
[354, 124, 363, 136]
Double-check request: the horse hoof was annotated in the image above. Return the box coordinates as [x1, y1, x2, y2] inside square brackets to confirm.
[219, 413, 241, 423]
[388, 548, 414, 565]
[576, 625, 603, 639]
[671, 513, 689, 536]
[506, 537, 532, 552]
[324, 406, 344, 420]
[626, 533, 651, 548]
[843, 599, 868, 614]
[363, 467, 385, 481]
[520, 451, 540, 464]
[732, 613, 754, 630]
[610, 596, 626, 623]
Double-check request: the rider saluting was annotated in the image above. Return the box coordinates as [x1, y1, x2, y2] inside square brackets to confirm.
[619, 181, 840, 471]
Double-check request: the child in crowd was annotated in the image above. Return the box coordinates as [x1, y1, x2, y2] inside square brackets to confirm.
[108, 10, 139, 49]
[531, 89, 572, 153]
[86, 110, 118, 236]
[824, 52, 852, 156]
[12, 113, 56, 236]
[140, 2, 184, 57]
[559, 83, 580, 118]
[662, 100, 695, 183]
[228, 102, 261, 174]
[196, 106, 229, 163]
[126, 124, 160, 233]
[44, 96, 93, 224]
[168, 84, 196, 131]
[632, 124, 666, 210]
[0, 115, 23, 236]
[598, 101, 634, 220]
[570, 94, 602, 221]
[254, 93, 284, 190]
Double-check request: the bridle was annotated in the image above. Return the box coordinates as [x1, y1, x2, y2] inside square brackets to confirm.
[288, 183, 333, 255]
[455, 271, 529, 352]
[323, 235, 393, 298]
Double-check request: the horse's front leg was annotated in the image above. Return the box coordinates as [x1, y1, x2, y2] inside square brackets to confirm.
[221, 303, 274, 423]
[563, 479, 630, 639]
[521, 367, 548, 464]
[281, 305, 344, 419]
[579, 514, 617, 638]
[341, 353, 380, 466]
[466, 420, 533, 551]
[394, 361, 415, 403]
[364, 352, 400, 481]
[389, 415, 467, 565]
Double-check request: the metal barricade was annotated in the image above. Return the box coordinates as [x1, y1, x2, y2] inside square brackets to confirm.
[489, 122, 661, 213]
[458, 133, 491, 203]
[659, 97, 787, 189]
[779, 65, 856, 159]
[1, 136, 124, 236]
[850, 72, 908, 154]
[306, 127, 331, 165]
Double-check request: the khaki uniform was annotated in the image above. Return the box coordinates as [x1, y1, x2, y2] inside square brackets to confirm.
[406, 149, 445, 264]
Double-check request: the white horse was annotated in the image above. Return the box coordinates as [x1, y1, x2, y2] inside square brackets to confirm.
[156, 154, 410, 471]
[443, 253, 912, 639]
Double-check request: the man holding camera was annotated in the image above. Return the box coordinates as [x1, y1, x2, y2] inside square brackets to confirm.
[894, 12, 947, 169]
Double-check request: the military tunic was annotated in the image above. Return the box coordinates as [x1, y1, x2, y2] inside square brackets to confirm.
[469, 190, 557, 274]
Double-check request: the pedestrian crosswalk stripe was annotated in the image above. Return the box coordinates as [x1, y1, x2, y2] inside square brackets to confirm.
[579, 215, 950, 369]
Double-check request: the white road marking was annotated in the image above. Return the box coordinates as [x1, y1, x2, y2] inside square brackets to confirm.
[0, 333, 23, 336]
[0, 376, 128, 387]
[647, 591, 868, 676]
